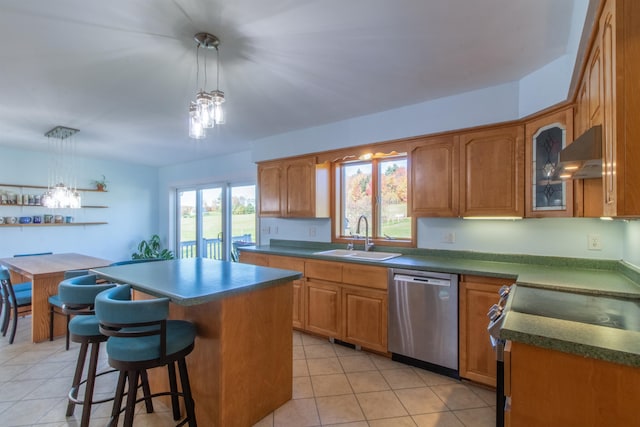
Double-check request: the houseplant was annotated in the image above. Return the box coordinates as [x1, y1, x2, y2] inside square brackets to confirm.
[92, 175, 108, 191]
[131, 234, 174, 260]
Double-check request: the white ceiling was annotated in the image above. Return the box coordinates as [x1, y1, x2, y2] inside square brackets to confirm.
[0, 0, 582, 167]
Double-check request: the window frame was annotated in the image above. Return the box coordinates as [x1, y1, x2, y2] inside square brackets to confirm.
[332, 154, 415, 248]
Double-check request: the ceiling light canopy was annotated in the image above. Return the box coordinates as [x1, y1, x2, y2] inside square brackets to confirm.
[189, 32, 225, 139]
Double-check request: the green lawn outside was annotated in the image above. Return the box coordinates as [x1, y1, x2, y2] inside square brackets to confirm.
[180, 212, 256, 242]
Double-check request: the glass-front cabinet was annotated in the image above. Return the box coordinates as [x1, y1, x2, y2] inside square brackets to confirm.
[524, 108, 574, 218]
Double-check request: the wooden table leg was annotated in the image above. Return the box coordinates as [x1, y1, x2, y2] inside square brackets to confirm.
[31, 273, 66, 343]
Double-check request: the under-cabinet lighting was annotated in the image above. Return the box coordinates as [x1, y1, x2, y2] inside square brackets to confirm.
[462, 216, 523, 220]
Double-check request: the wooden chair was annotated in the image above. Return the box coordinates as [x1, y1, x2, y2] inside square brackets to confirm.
[0, 267, 32, 344]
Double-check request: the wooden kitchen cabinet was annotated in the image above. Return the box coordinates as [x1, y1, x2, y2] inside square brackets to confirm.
[342, 284, 387, 352]
[257, 161, 283, 217]
[304, 259, 343, 337]
[257, 156, 330, 218]
[238, 251, 269, 266]
[459, 125, 525, 217]
[305, 279, 342, 337]
[341, 263, 388, 352]
[241, 251, 389, 352]
[267, 255, 306, 329]
[600, 0, 640, 217]
[524, 108, 574, 218]
[409, 135, 459, 217]
[459, 275, 512, 386]
[506, 341, 640, 426]
[573, 0, 640, 218]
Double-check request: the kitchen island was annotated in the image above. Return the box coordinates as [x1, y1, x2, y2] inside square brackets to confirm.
[92, 258, 303, 427]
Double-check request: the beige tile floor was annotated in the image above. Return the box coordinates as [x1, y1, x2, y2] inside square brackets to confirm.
[0, 317, 496, 426]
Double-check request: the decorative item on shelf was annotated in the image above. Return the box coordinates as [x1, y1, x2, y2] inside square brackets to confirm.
[18, 216, 32, 224]
[92, 174, 108, 191]
[188, 32, 225, 139]
[33, 216, 42, 224]
[41, 126, 81, 209]
[44, 214, 53, 224]
[131, 234, 175, 260]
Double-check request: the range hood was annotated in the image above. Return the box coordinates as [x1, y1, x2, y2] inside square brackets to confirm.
[556, 125, 602, 179]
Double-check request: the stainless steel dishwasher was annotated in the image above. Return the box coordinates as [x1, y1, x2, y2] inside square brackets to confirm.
[388, 268, 458, 377]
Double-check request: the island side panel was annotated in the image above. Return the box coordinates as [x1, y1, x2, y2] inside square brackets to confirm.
[156, 281, 293, 426]
[220, 281, 293, 425]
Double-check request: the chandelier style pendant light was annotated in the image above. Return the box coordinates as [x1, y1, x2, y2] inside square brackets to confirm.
[189, 32, 225, 139]
[41, 126, 81, 209]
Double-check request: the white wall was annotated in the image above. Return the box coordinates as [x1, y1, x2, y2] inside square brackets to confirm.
[0, 147, 158, 261]
[251, 81, 520, 162]
[623, 221, 640, 268]
[417, 217, 624, 260]
[518, 54, 575, 117]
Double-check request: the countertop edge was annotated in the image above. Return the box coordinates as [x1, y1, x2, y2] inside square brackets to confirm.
[238, 243, 640, 366]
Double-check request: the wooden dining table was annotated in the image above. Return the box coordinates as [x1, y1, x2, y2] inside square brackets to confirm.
[0, 252, 111, 343]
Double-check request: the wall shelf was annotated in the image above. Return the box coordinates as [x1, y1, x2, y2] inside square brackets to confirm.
[0, 183, 107, 192]
[0, 222, 108, 227]
[1, 183, 109, 227]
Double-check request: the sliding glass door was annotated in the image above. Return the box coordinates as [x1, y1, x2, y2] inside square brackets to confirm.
[177, 184, 255, 260]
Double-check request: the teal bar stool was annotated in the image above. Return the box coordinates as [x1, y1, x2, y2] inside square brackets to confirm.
[48, 269, 88, 350]
[58, 274, 153, 427]
[95, 284, 197, 427]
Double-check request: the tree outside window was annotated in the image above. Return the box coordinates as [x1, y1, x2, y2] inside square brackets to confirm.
[339, 156, 411, 242]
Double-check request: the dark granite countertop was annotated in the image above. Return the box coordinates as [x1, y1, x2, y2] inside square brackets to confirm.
[238, 239, 640, 366]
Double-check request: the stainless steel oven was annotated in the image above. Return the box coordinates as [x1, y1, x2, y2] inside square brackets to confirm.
[487, 283, 513, 427]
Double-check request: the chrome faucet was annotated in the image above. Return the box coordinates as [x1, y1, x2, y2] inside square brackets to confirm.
[355, 215, 374, 251]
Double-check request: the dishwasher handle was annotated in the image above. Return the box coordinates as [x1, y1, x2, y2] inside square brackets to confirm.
[393, 274, 451, 287]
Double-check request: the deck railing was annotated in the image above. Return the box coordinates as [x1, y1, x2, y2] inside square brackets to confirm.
[180, 234, 252, 260]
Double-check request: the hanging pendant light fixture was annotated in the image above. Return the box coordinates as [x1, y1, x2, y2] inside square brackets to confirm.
[41, 126, 81, 209]
[189, 32, 225, 139]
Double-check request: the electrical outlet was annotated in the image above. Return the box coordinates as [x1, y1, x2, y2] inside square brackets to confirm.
[261, 226, 271, 235]
[309, 226, 316, 237]
[442, 231, 455, 243]
[587, 234, 602, 251]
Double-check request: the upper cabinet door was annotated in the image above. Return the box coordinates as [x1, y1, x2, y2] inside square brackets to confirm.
[283, 157, 317, 217]
[459, 125, 525, 217]
[409, 135, 459, 217]
[257, 161, 283, 217]
[257, 156, 330, 218]
[524, 108, 574, 218]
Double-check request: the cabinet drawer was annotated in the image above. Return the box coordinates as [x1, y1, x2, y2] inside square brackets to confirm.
[342, 264, 388, 290]
[305, 259, 342, 282]
[238, 251, 269, 266]
[268, 255, 305, 273]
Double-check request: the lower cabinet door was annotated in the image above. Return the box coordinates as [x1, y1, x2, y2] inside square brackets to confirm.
[459, 275, 510, 386]
[292, 279, 304, 329]
[305, 279, 341, 338]
[342, 285, 387, 353]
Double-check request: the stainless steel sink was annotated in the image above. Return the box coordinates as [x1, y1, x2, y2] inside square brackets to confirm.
[312, 249, 401, 261]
